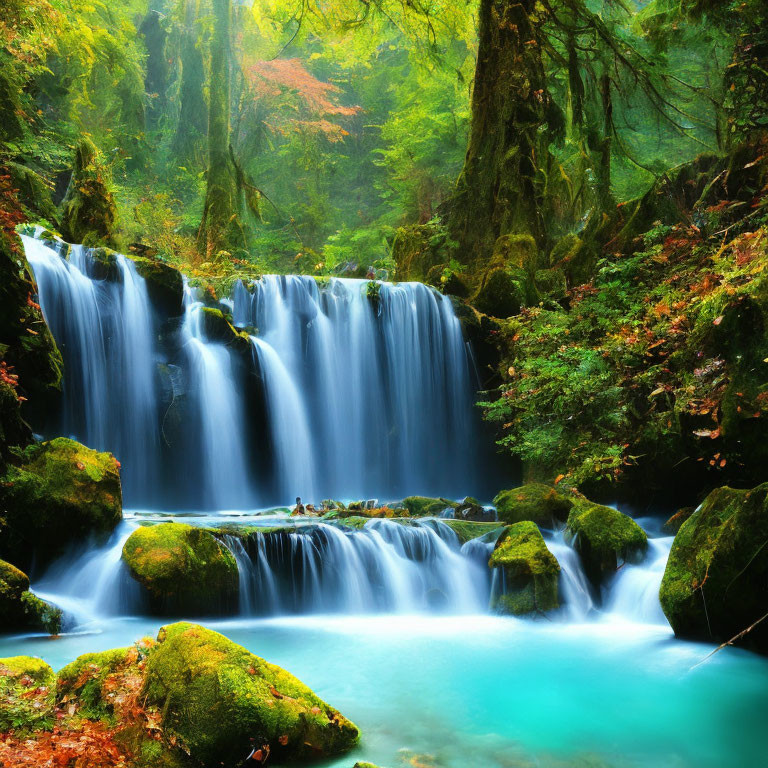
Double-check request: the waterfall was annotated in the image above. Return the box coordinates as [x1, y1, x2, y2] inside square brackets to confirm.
[233, 275, 480, 501]
[24, 234, 484, 509]
[221, 519, 490, 615]
[22, 236, 159, 501]
[181, 288, 252, 510]
[604, 535, 673, 625]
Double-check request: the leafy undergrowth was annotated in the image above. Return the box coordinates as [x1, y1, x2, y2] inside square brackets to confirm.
[0, 721, 130, 768]
[482, 148, 768, 499]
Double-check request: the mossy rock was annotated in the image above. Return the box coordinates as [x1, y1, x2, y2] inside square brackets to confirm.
[0, 437, 121, 565]
[534, 267, 567, 301]
[392, 222, 447, 282]
[566, 502, 647, 586]
[660, 484, 768, 651]
[549, 232, 591, 285]
[0, 656, 56, 735]
[88, 247, 119, 281]
[471, 267, 527, 318]
[142, 622, 359, 766]
[662, 507, 694, 535]
[60, 137, 119, 248]
[122, 523, 238, 615]
[0, 560, 61, 634]
[354, 763, 383, 768]
[489, 521, 560, 615]
[197, 307, 251, 355]
[442, 520, 504, 544]
[494, 483, 573, 527]
[492, 233, 540, 273]
[400, 496, 458, 517]
[131, 256, 184, 317]
[454, 496, 494, 522]
[57, 645, 144, 723]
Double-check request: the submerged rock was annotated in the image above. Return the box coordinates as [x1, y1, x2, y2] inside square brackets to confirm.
[143, 622, 359, 767]
[494, 483, 573, 527]
[122, 522, 238, 615]
[0, 656, 56, 735]
[0, 437, 121, 566]
[660, 484, 768, 651]
[489, 521, 560, 615]
[566, 502, 647, 587]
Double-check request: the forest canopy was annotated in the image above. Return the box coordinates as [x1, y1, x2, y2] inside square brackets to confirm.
[2, 0, 762, 276]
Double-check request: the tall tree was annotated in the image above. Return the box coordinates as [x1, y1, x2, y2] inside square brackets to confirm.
[197, 0, 242, 257]
[448, 0, 555, 263]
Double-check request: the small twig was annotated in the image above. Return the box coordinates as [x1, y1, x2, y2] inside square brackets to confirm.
[690, 611, 768, 670]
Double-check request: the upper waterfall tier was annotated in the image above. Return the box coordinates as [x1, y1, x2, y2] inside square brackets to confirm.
[23, 235, 488, 509]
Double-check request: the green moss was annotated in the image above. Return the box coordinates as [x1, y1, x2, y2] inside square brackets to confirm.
[534, 267, 567, 301]
[0, 656, 56, 735]
[659, 483, 768, 651]
[0, 559, 61, 633]
[489, 521, 560, 615]
[442, 520, 504, 544]
[471, 267, 527, 318]
[131, 256, 184, 317]
[142, 622, 359, 766]
[60, 137, 119, 248]
[1, 438, 121, 565]
[494, 483, 573, 527]
[662, 507, 694, 535]
[392, 221, 447, 282]
[122, 522, 238, 615]
[400, 496, 458, 517]
[566, 501, 647, 586]
[492, 233, 540, 273]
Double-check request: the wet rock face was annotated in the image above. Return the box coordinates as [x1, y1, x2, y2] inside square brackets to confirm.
[565, 501, 647, 588]
[489, 521, 560, 615]
[122, 522, 239, 616]
[131, 256, 184, 317]
[142, 622, 359, 767]
[0, 437, 122, 568]
[660, 483, 768, 652]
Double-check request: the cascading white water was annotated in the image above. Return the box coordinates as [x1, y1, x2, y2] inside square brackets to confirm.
[604, 535, 674, 624]
[222, 519, 489, 615]
[546, 530, 594, 621]
[181, 286, 252, 510]
[24, 233, 484, 508]
[233, 275, 480, 500]
[22, 236, 159, 501]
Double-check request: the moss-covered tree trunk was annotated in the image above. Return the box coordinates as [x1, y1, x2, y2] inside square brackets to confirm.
[196, 0, 241, 258]
[448, 0, 550, 264]
[171, 0, 207, 164]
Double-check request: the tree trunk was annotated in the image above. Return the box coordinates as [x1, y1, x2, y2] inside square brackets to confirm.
[448, 0, 550, 264]
[197, 0, 241, 257]
[172, 0, 208, 165]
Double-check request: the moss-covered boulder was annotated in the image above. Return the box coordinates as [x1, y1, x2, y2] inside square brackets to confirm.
[663, 507, 694, 535]
[60, 137, 119, 248]
[441, 520, 504, 544]
[0, 656, 56, 735]
[0, 560, 62, 633]
[660, 484, 768, 651]
[122, 523, 238, 615]
[494, 483, 573, 527]
[566, 502, 647, 586]
[400, 496, 457, 517]
[489, 521, 560, 615]
[57, 645, 145, 722]
[131, 256, 184, 317]
[534, 267, 567, 301]
[143, 622, 359, 766]
[0, 437, 121, 566]
[454, 496, 492, 522]
[471, 267, 527, 318]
